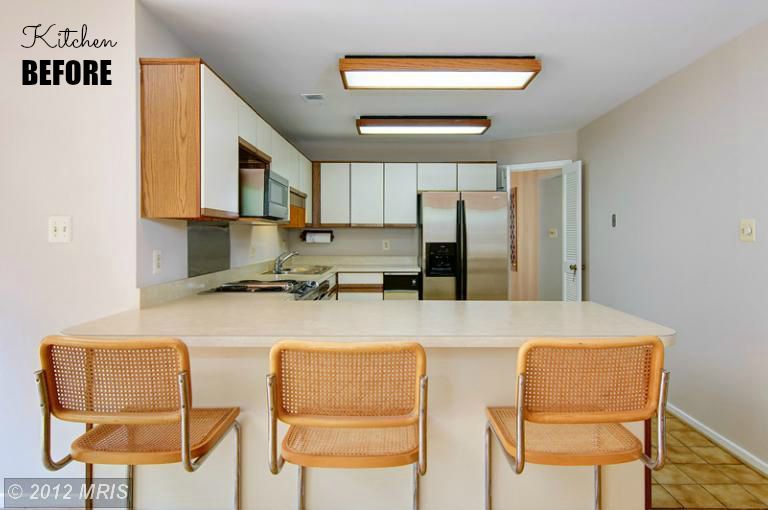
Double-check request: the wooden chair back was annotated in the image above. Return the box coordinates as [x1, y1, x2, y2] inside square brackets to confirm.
[269, 340, 426, 427]
[39, 336, 190, 424]
[516, 336, 664, 424]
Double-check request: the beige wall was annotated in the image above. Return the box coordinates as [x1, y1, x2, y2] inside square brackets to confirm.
[579, 20, 768, 469]
[299, 139, 493, 162]
[0, 0, 139, 481]
[135, 3, 288, 287]
[300, 132, 578, 165]
[492, 131, 578, 165]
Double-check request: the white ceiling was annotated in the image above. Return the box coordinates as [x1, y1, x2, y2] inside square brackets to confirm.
[142, 0, 768, 149]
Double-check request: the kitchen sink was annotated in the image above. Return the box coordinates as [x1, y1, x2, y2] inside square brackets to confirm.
[262, 265, 332, 275]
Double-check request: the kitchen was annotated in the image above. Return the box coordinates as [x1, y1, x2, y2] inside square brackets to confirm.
[52, 53, 671, 510]
[3, 2, 768, 510]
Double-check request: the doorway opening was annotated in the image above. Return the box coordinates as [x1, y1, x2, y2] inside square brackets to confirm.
[500, 160, 582, 302]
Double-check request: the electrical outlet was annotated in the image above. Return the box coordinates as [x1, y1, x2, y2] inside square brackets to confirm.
[48, 216, 72, 243]
[249, 245, 257, 258]
[152, 250, 162, 274]
[740, 219, 756, 242]
[382, 240, 391, 251]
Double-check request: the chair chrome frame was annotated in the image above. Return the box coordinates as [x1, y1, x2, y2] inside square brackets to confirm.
[178, 372, 242, 509]
[484, 370, 671, 510]
[33, 369, 241, 510]
[266, 373, 429, 510]
[35, 371, 73, 471]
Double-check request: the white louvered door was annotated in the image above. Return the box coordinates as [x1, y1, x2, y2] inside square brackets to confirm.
[562, 161, 583, 301]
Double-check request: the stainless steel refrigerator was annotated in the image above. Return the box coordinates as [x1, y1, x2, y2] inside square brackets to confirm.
[420, 192, 508, 300]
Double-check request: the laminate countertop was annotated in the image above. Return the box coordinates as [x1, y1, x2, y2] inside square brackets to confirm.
[63, 296, 676, 348]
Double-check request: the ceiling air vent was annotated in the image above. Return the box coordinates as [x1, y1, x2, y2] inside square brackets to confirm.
[301, 93, 326, 103]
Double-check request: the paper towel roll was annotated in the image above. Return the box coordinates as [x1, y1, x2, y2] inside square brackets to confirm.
[306, 232, 332, 243]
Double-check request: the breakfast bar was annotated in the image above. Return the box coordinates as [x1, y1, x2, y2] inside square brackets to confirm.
[62, 300, 675, 510]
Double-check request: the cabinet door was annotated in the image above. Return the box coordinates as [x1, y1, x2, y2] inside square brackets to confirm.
[299, 156, 313, 223]
[384, 163, 417, 225]
[418, 163, 457, 191]
[458, 163, 497, 191]
[272, 136, 299, 189]
[350, 163, 384, 226]
[337, 272, 383, 300]
[200, 65, 239, 217]
[256, 115, 273, 157]
[236, 97, 258, 147]
[320, 163, 350, 225]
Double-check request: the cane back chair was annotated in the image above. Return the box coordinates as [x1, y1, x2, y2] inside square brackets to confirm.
[267, 340, 428, 510]
[36, 336, 241, 510]
[484, 336, 670, 510]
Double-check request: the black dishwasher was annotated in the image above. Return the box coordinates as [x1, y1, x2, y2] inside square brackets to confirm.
[383, 273, 421, 300]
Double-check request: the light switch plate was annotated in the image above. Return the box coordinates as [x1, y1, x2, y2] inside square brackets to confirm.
[48, 216, 72, 243]
[740, 219, 756, 242]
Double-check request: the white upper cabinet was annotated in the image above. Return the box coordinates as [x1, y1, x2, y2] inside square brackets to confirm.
[271, 135, 299, 189]
[299, 155, 313, 223]
[236, 97, 258, 148]
[320, 163, 350, 225]
[255, 115, 273, 157]
[418, 163, 457, 191]
[384, 163, 417, 225]
[458, 163, 498, 191]
[200, 65, 239, 215]
[350, 163, 384, 226]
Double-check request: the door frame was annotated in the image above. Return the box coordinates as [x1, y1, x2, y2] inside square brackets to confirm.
[499, 160, 574, 301]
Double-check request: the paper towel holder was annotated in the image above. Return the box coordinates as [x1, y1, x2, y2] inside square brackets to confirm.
[300, 229, 335, 242]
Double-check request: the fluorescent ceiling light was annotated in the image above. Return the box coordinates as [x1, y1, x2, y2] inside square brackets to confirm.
[340, 57, 541, 90]
[356, 117, 491, 135]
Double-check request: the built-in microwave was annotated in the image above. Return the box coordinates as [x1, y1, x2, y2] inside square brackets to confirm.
[239, 167, 290, 220]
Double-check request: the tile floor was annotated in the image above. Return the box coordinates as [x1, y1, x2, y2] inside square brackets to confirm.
[652, 414, 768, 509]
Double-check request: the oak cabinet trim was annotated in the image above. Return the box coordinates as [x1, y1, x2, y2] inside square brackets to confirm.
[337, 284, 384, 292]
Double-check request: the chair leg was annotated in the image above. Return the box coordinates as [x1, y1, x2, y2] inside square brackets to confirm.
[412, 463, 420, 510]
[85, 464, 93, 510]
[593, 465, 601, 510]
[297, 465, 306, 510]
[126, 465, 134, 510]
[234, 421, 241, 510]
[485, 422, 492, 510]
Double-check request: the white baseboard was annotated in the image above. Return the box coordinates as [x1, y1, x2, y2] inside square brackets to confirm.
[669, 403, 768, 476]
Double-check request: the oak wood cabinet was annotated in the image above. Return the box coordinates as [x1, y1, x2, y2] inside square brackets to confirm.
[140, 58, 311, 221]
[337, 272, 384, 300]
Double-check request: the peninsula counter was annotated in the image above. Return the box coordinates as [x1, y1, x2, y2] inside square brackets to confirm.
[63, 299, 675, 510]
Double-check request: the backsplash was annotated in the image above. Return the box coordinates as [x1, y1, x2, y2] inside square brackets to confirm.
[283, 228, 418, 256]
[187, 221, 231, 277]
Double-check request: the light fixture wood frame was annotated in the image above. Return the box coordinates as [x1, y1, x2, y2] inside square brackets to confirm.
[339, 57, 541, 90]
[356, 116, 491, 135]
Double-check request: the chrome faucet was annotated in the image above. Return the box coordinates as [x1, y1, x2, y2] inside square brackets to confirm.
[274, 251, 299, 273]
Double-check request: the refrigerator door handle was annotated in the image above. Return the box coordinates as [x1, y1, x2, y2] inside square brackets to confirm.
[460, 199, 468, 300]
[455, 200, 463, 300]
[456, 199, 468, 301]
